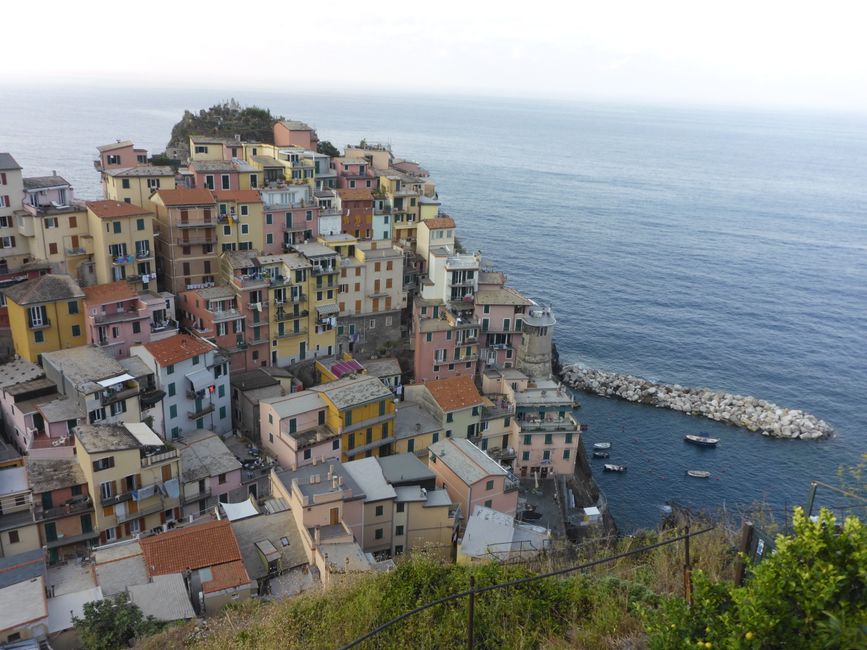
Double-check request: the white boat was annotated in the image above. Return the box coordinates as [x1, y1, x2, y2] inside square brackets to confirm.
[687, 470, 711, 478]
[603, 464, 626, 473]
[684, 434, 719, 447]
[593, 442, 611, 450]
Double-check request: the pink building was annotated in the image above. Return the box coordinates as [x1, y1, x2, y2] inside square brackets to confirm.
[474, 275, 532, 371]
[95, 141, 148, 171]
[83, 282, 177, 359]
[189, 161, 239, 191]
[333, 158, 377, 190]
[259, 391, 340, 469]
[412, 299, 480, 383]
[428, 437, 518, 527]
[178, 429, 243, 517]
[273, 120, 318, 150]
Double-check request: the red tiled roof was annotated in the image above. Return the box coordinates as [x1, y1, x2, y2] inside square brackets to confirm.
[422, 216, 456, 230]
[154, 188, 216, 206]
[142, 333, 212, 367]
[213, 190, 262, 203]
[139, 520, 249, 592]
[83, 282, 138, 305]
[425, 376, 483, 412]
[86, 200, 151, 219]
[336, 188, 373, 201]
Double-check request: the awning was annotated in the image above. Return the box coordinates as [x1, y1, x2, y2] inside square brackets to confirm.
[186, 368, 213, 391]
[97, 373, 134, 388]
[124, 422, 164, 447]
[220, 497, 259, 521]
[316, 303, 339, 315]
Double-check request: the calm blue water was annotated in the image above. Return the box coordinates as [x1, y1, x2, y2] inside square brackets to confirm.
[2, 86, 865, 530]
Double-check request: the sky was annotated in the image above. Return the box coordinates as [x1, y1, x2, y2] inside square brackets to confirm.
[4, 0, 867, 111]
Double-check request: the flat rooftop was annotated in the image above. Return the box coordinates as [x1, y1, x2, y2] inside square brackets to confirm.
[41, 346, 131, 395]
[275, 462, 364, 502]
[377, 453, 435, 485]
[26, 458, 86, 493]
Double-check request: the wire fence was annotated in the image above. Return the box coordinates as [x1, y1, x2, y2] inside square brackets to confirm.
[339, 524, 716, 650]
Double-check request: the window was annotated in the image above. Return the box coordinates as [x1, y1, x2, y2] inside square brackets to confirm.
[241, 224, 249, 234]
[396, 502, 405, 513]
[563, 449, 571, 459]
[136, 218, 145, 231]
[522, 451, 530, 461]
[109, 401, 126, 417]
[72, 324, 80, 337]
[168, 383, 175, 397]
[565, 433, 573, 444]
[113, 221, 122, 234]
[240, 205, 249, 216]
[523, 434, 532, 446]
[93, 457, 115, 471]
[68, 300, 79, 314]
[8, 530, 20, 544]
[486, 480, 494, 491]
[432, 432, 439, 443]
[543, 450, 551, 461]
[374, 528, 383, 540]
[132, 321, 141, 334]
[105, 527, 117, 542]
[34, 331, 44, 343]
[484, 500, 493, 508]
[48, 242, 58, 255]
[375, 504, 384, 517]
[166, 364, 174, 375]
[303, 448, 311, 460]
[407, 439, 415, 453]
[221, 175, 230, 190]
[332, 438, 340, 450]
[395, 525, 404, 536]
[192, 355, 200, 365]
[170, 404, 177, 419]
[220, 406, 227, 419]
[223, 225, 231, 236]
[544, 434, 553, 445]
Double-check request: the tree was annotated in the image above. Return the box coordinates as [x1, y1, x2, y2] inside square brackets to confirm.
[73, 593, 163, 650]
[644, 507, 867, 649]
[317, 140, 340, 157]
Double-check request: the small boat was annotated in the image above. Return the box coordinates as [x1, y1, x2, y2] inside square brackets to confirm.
[593, 442, 611, 450]
[684, 434, 719, 447]
[603, 464, 627, 473]
[687, 470, 711, 478]
[592, 451, 610, 459]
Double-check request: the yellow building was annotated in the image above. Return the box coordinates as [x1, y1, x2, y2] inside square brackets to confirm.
[189, 136, 229, 162]
[75, 422, 181, 543]
[102, 166, 177, 208]
[85, 200, 156, 288]
[310, 375, 396, 461]
[214, 190, 264, 252]
[2, 274, 86, 363]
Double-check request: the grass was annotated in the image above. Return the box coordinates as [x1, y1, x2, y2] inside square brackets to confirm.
[137, 524, 739, 650]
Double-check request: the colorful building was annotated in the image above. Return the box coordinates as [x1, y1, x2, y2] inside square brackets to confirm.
[2, 274, 86, 363]
[177, 429, 242, 517]
[102, 166, 176, 208]
[0, 153, 33, 278]
[85, 200, 157, 289]
[336, 188, 373, 238]
[94, 140, 149, 172]
[0, 466, 40, 559]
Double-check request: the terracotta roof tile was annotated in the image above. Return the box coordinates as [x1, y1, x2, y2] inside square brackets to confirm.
[422, 216, 456, 230]
[213, 190, 262, 203]
[139, 520, 248, 588]
[154, 188, 216, 207]
[83, 282, 138, 305]
[425, 376, 483, 412]
[142, 333, 213, 367]
[336, 188, 373, 201]
[86, 200, 152, 219]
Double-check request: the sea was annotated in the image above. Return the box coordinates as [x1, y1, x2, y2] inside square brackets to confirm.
[2, 85, 865, 531]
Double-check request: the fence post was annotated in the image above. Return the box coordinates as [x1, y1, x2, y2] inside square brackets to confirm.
[733, 521, 754, 586]
[467, 575, 476, 650]
[683, 524, 692, 607]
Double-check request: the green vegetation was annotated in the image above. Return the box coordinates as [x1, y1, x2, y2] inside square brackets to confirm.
[317, 140, 341, 157]
[136, 509, 867, 650]
[74, 593, 163, 650]
[167, 99, 283, 150]
[644, 508, 867, 649]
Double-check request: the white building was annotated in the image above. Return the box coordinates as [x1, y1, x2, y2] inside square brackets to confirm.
[131, 333, 231, 439]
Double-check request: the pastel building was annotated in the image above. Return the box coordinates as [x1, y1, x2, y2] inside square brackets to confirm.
[336, 188, 373, 238]
[131, 333, 232, 439]
[2, 274, 86, 363]
[273, 120, 319, 150]
[341, 457, 396, 557]
[474, 272, 533, 371]
[19, 175, 91, 278]
[75, 422, 182, 543]
[179, 286, 249, 372]
[0, 154, 31, 277]
[83, 282, 177, 359]
[94, 140, 149, 172]
[404, 376, 483, 441]
[260, 184, 319, 249]
[85, 200, 157, 288]
[214, 190, 264, 253]
[26, 457, 97, 564]
[258, 390, 339, 469]
[428, 437, 518, 525]
[177, 429, 243, 517]
[102, 166, 177, 208]
[0, 466, 40, 559]
[151, 188, 218, 294]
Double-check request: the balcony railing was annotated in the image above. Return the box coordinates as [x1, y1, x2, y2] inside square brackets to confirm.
[150, 319, 177, 333]
[211, 308, 243, 322]
[246, 301, 269, 310]
[100, 386, 139, 406]
[176, 220, 217, 228]
[274, 309, 306, 322]
[136, 249, 152, 259]
[66, 246, 87, 255]
[176, 236, 216, 246]
[188, 403, 215, 419]
[28, 319, 50, 330]
[517, 416, 579, 432]
[182, 486, 211, 504]
[35, 497, 92, 522]
[274, 327, 307, 339]
[116, 499, 165, 524]
[140, 448, 179, 467]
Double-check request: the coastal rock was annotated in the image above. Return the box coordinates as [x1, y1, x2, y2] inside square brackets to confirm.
[560, 364, 834, 440]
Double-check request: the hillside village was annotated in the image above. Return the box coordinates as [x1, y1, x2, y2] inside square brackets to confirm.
[0, 117, 604, 647]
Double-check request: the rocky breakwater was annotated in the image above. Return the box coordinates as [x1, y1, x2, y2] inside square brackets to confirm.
[561, 365, 834, 440]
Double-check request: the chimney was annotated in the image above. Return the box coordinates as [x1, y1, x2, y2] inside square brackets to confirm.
[332, 475, 338, 489]
[314, 525, 321, 545]
[328, 464, 334, 480]
[52, 170, 57, 177]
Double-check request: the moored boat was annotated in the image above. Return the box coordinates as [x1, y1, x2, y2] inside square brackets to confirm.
[687, 470, 711, 478]
[684, 434, 719, 447]
[592, 451, 610, 459]
[603, 464, 626, 473]
[593, 442, 611, 450]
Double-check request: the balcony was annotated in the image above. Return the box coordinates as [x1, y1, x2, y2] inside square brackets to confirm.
[66, 246, 87, 256]
[116, 499, 165, 524]
[274, 327, 308, 339]
[101, 491, 133, 507]
[482, 402, 514, 419]
[28, 318, 51, 330]
[136, 249, 152, 260]
[101, 385, 139, 406]
[211, 308, 243, 322]
[311, 266, 337, 276]
[188, 403, 215, 419]
[488, 447, 517, 462]
[245, 335, 270, 346]
[175, 235, 216, 246]
[517, 414, 579, 432]
[112, 256, 133, 266]
[45, 529, 100, 549]
[35, 496, 92, 522]
[176, 220, 217, 228]
[94, 309, 143, 325]
[504, 478, 520, 493]
[246, 301, 269, 311]
[274, 309, 306, 322]
[150, 319, 177, 333]
[140, 448, 179, 468]
[182, 486, 211, 505]
[139, 388, 165, 409]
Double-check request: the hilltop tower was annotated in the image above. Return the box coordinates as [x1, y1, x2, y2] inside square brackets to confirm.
[516, 304, 556, 379]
